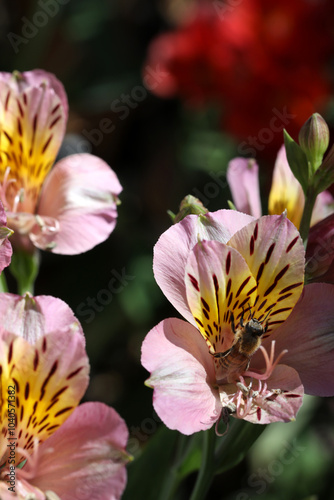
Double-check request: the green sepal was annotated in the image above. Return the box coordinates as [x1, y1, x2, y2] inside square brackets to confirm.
[283, 129, 309, 193]
[172, 195, 209, 224]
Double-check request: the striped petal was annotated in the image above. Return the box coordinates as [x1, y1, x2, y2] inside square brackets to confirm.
[227, 214, 305, 334]
[0, 328, 89, 468]
[185, 240, 258, 354]
[21, 403, 129, 500]
[0, 71, 66, 214]
[154, 209, 254, 325]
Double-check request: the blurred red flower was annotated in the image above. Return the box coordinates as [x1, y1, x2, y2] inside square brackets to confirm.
[144, 0, 334, 153]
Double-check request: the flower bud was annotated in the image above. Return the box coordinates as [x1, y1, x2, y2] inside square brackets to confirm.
[298, 113, 330, 172]
[169, 195, 208, 223]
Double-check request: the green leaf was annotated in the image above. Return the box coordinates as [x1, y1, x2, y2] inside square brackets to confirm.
[123, 426, 179, 500]
[214, 419, 267, 474]
[283, 130, 309, 193]
[176, 432, 203, 479]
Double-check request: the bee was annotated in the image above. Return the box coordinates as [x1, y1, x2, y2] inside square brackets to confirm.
[213, 307, 269, 383]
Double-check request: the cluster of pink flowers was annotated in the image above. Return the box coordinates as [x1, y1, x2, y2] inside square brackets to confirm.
[1, 66, 334, 498]
[0, 71, 129, 499]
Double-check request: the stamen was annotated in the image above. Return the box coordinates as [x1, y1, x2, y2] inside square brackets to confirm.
[0, 166, 17, 210]
[243, 341, 288, 380]
[15, 440, 40, 481]
[12, 187, 25, 212]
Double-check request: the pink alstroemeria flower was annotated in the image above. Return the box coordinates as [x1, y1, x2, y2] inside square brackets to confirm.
[0, 295, 130, 499]
[0, 70, 122, 254]
[227, 145, 334, 228]
[141, 210, 334, 434]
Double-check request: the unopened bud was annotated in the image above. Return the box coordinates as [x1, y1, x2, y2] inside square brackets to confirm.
[169, 195, 208, 224]
[298, 113, 330, 172]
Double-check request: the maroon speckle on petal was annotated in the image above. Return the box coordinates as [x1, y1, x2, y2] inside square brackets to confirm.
[279, 282, 303, 294]
[250, 236, 255, 256]
[257, 299, 267, 311]
[226, 252, 231, 275]
[286, 236, 299, 253]
[201, 297, 210, 312]
[49, 115, 61, 129]
[5, 90, 11, 111]
[247, 286, 257, 297]
[194, 317, 204, 328]
[256, 407, 261, 421]
[277, 293, 293, 302]
[202, 308, 209, 320]
[226, 278, 232, 298]
[8, 341, 13, 364]
[236, 276, 251, 298]
[253, 223, 258, 241]
[270, 307, 292, 316]
[256, 263, 265, 283]
[265, 243, 275, 264]
[188, 273, 200, 292]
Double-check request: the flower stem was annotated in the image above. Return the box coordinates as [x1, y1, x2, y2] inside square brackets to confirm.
[9, 250, 40, 295]
[298, 187, 317, 248]
[189, 428, 216, 500]
[0, 272, 8, 292]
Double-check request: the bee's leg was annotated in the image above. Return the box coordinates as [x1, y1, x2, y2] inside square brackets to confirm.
[240, 308, 244, 327]
[213, 347, 232, 359]
[263, 321, 268, 333]
[230, 311, 236, 333]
